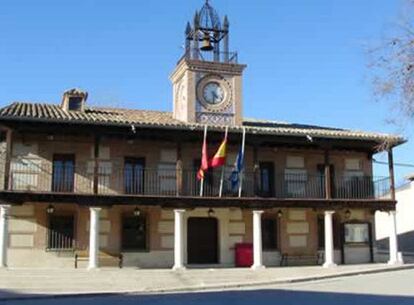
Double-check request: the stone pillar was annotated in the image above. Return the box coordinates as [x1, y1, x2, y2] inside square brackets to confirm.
[0, 205, 11, 268]
[88, 207, 101, 270]
[388, 210, 403, 265]
[173, 209, 186, 270]
[323, 211, 337, 268]
[251, 210, 265, 270]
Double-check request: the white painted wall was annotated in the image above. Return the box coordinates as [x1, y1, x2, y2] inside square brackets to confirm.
[376, 179, 414, 257]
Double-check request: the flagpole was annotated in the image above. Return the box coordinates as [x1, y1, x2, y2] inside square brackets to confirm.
[219, 126, 229, 198]
[200, 125, 208, 197]
[238, 127, 246, 198]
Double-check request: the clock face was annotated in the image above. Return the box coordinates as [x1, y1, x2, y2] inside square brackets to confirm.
[203, 82, 225, 105]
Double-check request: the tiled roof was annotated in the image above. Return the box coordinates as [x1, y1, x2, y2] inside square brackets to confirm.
[0, 102, 405, 146]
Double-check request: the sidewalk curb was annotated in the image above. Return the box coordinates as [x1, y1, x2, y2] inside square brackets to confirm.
[1, 264, 413, 302]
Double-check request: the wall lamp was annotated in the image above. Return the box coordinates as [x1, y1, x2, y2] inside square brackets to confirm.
[46, 205, 55, 214]
[133, 207, 141, 217]
[277, 210, 283, 218]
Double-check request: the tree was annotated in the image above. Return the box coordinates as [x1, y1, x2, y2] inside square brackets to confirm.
[368, 0, 414, 123]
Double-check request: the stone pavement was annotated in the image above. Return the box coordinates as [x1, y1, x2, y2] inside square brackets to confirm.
[0, 264, 413, 301]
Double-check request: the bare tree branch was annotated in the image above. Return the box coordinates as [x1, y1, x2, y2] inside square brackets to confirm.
[367, 0, 414, 123]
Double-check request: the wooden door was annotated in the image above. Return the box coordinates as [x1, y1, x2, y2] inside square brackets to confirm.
[187, 217, 219, 264]
[258, 162, 275, 197]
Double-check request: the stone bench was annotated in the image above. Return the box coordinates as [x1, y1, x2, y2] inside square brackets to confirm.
[74, 250, 123, 269]
[280, 253, 323, 266]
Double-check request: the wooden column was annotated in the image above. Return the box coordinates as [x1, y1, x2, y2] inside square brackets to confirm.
[93, 136, 100, 195]
[176, 142, 183, 196]
[3, 129, 13, 191]
[324, 150, 332, 199]
[388, 148, 396, 201]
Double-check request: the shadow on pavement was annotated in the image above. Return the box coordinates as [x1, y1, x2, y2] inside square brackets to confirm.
[2, 289, 414, 305]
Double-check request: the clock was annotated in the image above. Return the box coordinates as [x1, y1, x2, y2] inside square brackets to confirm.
[203, 82, 225, 105]
[197, 74, 233, 112]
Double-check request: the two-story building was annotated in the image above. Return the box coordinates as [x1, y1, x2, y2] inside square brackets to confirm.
[0, 1, 406, 270]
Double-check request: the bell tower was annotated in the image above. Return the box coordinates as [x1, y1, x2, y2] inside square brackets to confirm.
[170, 0, 246, 126]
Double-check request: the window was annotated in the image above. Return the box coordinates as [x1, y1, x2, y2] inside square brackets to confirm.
[52, 154, 75, 192]
[122, 216, 147, 251]
[68, 97, 83, 111]
[344, 223, 370, 244]
[124, 158, 145, 194]
[341, 172, 373, 199]
[262, 218, 278, 250]
[158, 149, 177, 195]
[285, 168, 307, 198]
[47, 215, 75, 251]
[285, 156, 307, 198]
[258, 162, 274, 197]
[158, 163, 177, 195]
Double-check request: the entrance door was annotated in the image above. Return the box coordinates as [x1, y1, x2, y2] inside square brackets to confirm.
[187, 217, 219, 264]
[258, 162, 275, 197]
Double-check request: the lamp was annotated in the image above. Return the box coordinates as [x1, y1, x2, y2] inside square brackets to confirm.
[133, 207, 141, 217]
[46, 205, 55, 214]
[208, 208, 215, 217]
[277, 210, 283, 218]
[345, 209, 351, 219]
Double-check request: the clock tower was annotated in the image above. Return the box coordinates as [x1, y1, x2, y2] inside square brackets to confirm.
[170, 0, 246, 126]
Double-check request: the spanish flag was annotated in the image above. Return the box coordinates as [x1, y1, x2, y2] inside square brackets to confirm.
[197, 126, 209, 181]
[210, 131, 228, 168]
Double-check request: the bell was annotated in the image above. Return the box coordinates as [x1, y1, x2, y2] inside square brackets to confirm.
[200, 34, 214, 51]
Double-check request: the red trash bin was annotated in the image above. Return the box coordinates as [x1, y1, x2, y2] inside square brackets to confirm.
[235, 243, 253, 267]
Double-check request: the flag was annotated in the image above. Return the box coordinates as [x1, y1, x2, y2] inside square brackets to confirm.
[197, 126, 209, 181]
[210, 135, 228, 168]
[229, 147, 244, 190]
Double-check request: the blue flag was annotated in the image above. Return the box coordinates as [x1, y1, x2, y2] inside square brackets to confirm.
[229, 147, 244, 191]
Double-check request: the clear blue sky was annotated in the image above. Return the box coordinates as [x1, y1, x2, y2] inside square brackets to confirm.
[0, 0, 413, 183]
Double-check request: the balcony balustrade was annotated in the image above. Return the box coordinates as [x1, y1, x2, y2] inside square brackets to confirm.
[5, 160, 391, 200]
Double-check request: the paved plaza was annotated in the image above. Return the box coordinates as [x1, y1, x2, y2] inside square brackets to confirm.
[2, 268, 414, 305]
[0, 264, 412, 301]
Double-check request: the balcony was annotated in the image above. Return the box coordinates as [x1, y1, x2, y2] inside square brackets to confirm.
[6, 160, 391, 200]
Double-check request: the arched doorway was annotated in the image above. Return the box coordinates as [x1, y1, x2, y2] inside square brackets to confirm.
[187, 217, 219, 264]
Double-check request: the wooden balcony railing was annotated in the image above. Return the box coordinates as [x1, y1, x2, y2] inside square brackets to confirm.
[6, 160, 391, 200]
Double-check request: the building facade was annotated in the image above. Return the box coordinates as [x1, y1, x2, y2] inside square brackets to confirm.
[376, 175, 414, 262]
[0, 1, 406, 270]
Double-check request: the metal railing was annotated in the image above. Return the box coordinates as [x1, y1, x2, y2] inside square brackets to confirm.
[47, 230, 75, 251]
[333, 176, 390, 199]
[182, 47, 238, 64]
[7, 159, 391, 200]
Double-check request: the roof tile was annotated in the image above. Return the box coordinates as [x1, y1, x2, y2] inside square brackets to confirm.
[0, 102, 405, 146]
